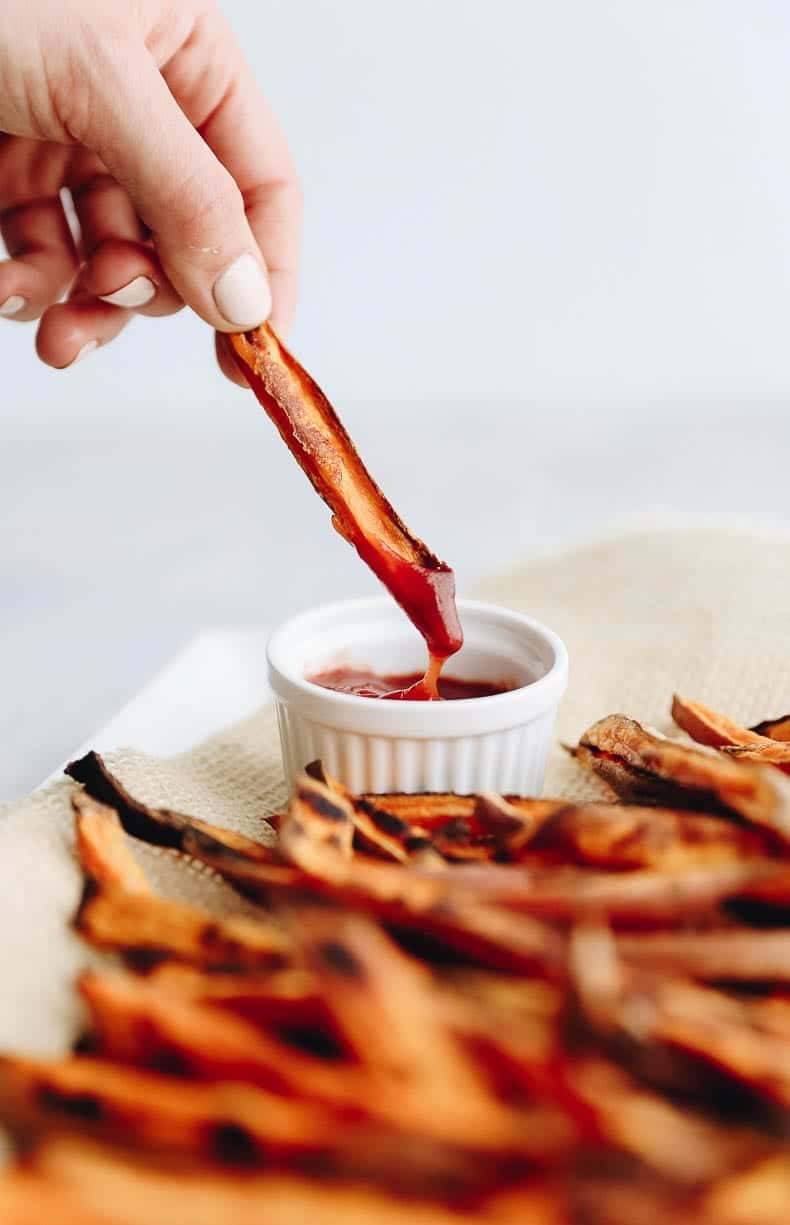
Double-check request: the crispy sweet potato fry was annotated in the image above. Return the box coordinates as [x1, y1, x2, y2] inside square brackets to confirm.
[617, 929, 790, 982]
[0, 1052, 563, 1189]
[13, 1135, 566, 1225]
[229, 325, 462, 683]
[292, 907, 575, 1151]
[145, 962, 325, 1028]
[192, 781, 777, 940]
[73, 794, 151, 895]
[361, 791, 559, 829]
[671, 696, 768, 750]
[723, 742, 790, 771]
[67, 751, 276, 860]
[671, 697, 790, 773]
[305, 761, 413, 862]
[567, 1058, 764, 1184]
[576, 715, 790, 842]
[751, 715, 790, 742]
[634, 977, 790, 1107]
[75, 879, 288, 971]
[78, 970, 370, 1107]
[522, 801, 769, 870]
[197, 835, 565, 973]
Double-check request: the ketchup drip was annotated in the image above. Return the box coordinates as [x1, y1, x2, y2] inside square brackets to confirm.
[230, 326, 463, 698]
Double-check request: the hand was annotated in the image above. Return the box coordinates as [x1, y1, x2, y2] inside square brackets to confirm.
[0, 0, 301, 380]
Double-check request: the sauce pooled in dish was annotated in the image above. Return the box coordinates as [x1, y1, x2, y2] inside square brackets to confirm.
[309, 667, 516, 701]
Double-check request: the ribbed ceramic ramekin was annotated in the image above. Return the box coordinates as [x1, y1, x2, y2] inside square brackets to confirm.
[267, 598, 568, 796]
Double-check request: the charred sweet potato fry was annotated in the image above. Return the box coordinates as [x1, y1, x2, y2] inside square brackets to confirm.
[305, 761, 414, 862]
[74, 879, 289, 971]
[576, 715, 790, 842]
[229, 325, 462, 683]
[67, 751, 276, 860]
[0, 1052, 563, 1191]
[73, 794, 151, 895]
[78, 970, 373, 1109]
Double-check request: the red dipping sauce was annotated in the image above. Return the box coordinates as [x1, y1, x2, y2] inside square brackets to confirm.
[309, 667, 516, 701]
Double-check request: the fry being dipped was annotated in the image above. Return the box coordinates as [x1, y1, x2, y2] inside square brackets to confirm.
[229, 324, 462, 696]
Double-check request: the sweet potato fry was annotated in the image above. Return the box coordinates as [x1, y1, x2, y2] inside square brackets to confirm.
[702, 1154, 790, 1225]
[361, 790, 559, 830]
[199, 781, 775, 937]
[78, 970, 368, 1107]
[576, 715, 790, 842]
[671, 696, 767, 750]
[14, 1135, 566, 1225]
[521, 801, 769, 870]
[67, 751, 276, 860]
[0, 1052, 560, 1190]
[73, 794, 151, 895]
[305, 761, 413, 862]
[74, 879, 289, 971]
[670, 697, 790, 773]
[751, 715, 790, 742]
[567, 1058, 765, 1184]
[617, 929, 790, 982]
[229, 325, 463, 679]
[196, 834, 565, 973]
[723, 742, 790, 771]
[145, 962, 325, 1029]
[291, 907, 573, 1151]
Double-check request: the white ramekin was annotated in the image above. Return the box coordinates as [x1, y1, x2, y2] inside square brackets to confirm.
[267, 598, 568, 796]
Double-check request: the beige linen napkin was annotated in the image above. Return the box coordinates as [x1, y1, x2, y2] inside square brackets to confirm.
[2, 520, 789, 1062]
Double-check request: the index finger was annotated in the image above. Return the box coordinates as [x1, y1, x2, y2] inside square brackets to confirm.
[161, 7, 302, 338]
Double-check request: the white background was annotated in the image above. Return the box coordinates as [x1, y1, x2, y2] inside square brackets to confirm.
[2, 0, 790, 796]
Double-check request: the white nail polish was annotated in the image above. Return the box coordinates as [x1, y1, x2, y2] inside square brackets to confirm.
[213, 254, 271, 329]
[69, 340, 98, 367]
[0, 295, 26, 317]
[99, 277, 156, 309]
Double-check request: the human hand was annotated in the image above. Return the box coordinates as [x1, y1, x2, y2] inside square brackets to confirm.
[0, 0, 301, 380]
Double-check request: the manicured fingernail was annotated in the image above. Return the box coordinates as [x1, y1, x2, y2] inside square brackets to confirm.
[0, 295, 26, 317]
[213, 254, 271, 329]
[99, 276, 156, 309]
[69, 340, 98, 367]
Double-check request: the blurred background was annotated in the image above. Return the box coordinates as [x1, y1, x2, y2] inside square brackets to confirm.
[2, 0, 790, 797]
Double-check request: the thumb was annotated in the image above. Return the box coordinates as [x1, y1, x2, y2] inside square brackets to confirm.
[76, 47, 271, 332]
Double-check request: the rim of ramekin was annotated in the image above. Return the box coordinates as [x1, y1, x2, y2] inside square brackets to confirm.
[266, 597, 569, 738]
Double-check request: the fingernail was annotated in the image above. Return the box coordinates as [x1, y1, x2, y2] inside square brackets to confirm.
[213, 254, 271, 329]
[99, 276, 156, 309]
[69, 340, 98, 367]
[0, 295, 26, 317]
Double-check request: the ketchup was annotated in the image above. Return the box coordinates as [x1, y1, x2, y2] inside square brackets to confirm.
[309, 667, 515, 701]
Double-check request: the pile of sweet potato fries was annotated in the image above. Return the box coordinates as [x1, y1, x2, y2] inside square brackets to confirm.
[2, 696, 790, 1222]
